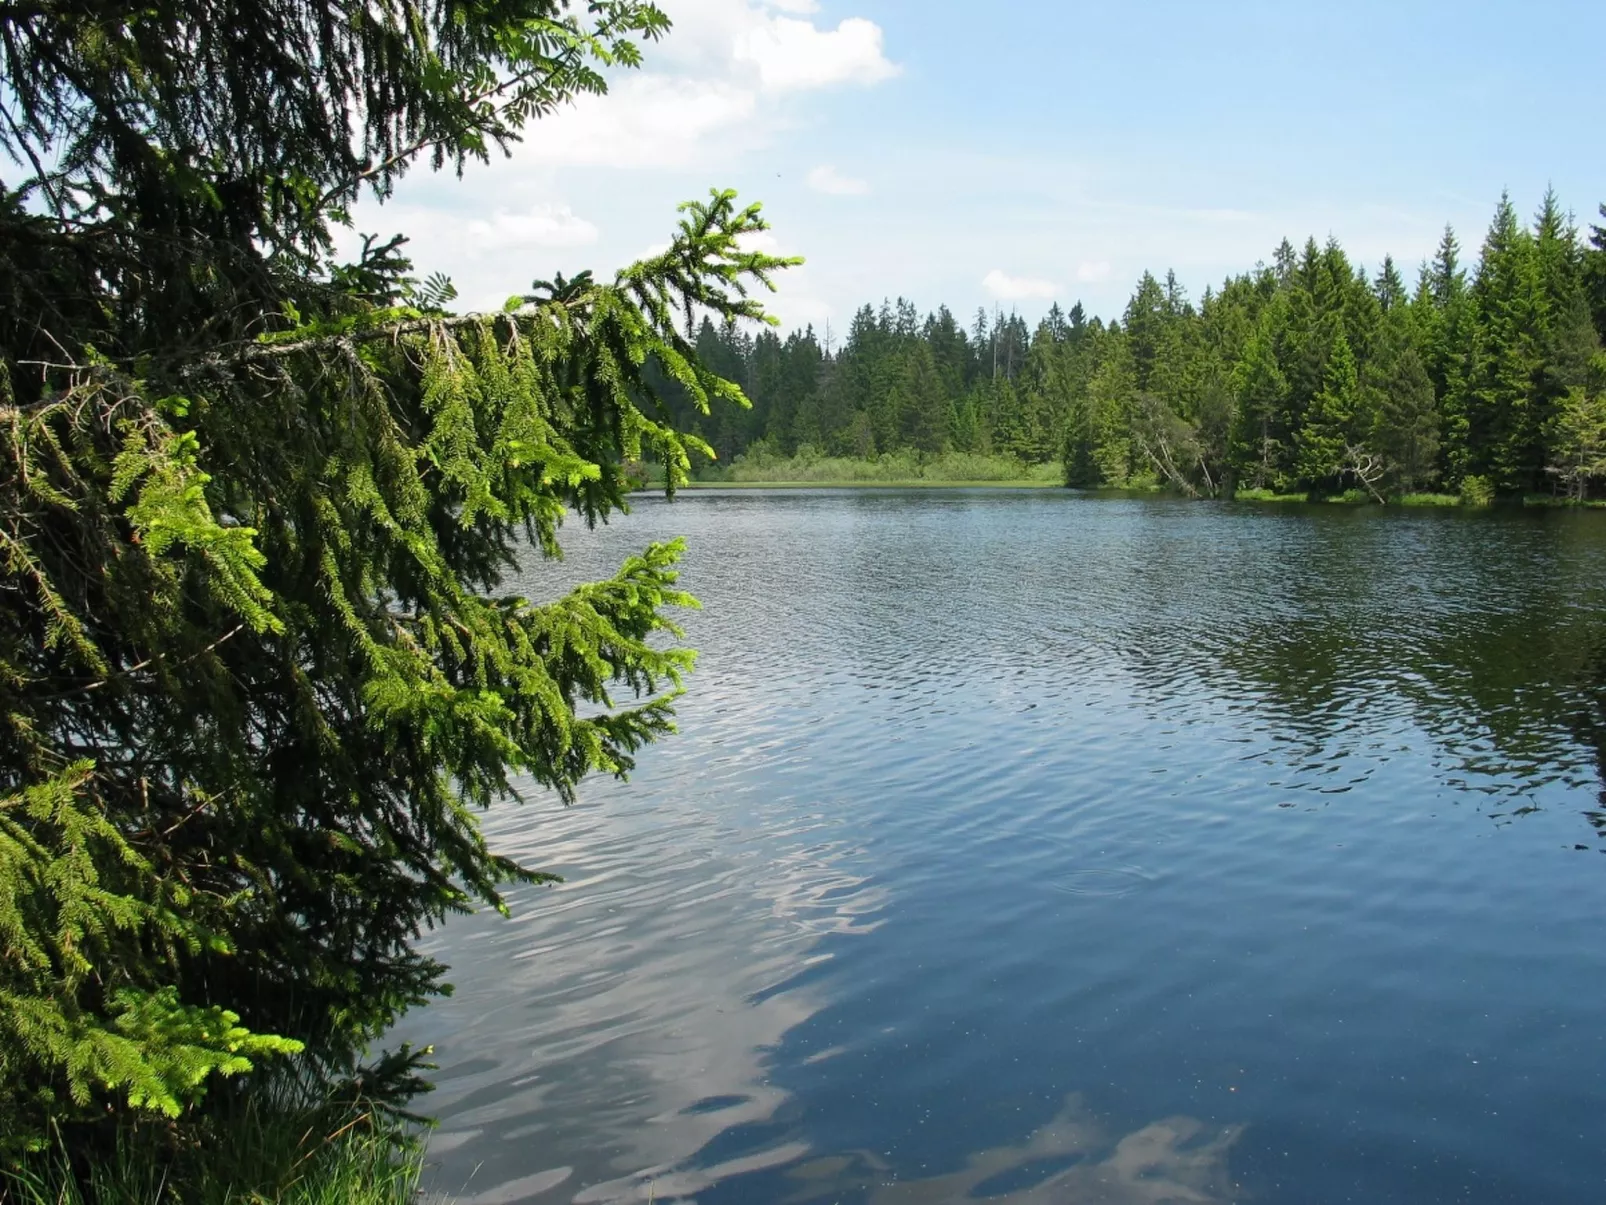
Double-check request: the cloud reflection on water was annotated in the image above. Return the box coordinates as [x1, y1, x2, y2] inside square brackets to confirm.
[560, 1095, 1243, 1205]
[411, 785, 885, 1205]
[781, 1097, 1243, 1205]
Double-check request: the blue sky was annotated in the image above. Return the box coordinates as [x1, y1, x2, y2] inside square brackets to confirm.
[361, 0, 1606, 332]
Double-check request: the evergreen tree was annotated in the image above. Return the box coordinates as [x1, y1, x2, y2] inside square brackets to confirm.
[893, 343, 949, 454]
[0, 0, 804, 1147]
[1123, 272, 1170, 390]
[1533, 192, 1603, 471]
[1297, 329, 1361, 486]
[1585, 206, 1606, 345]
[1375, 256, 1408, 313]
[1466, 194, 1546, 490]
[1076, 334, 1136, 486]
[1416, 226, 1473, 482]
[1547, 383, 1606, 500]
[1368, 333, 1440, 492]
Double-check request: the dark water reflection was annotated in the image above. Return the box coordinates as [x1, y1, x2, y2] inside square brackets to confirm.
[404, 491, 1606, 1204]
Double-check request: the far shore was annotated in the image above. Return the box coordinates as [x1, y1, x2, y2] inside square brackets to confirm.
[663, 478, 1061, 490]
[634, 481, 1606, 508]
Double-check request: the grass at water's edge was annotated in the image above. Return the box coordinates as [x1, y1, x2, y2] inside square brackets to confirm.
[1, 1101, 428, 1205]
[635, 454, 1604, 506]
[674, 477, 1058, 490]
[636, 450, 1063, 489]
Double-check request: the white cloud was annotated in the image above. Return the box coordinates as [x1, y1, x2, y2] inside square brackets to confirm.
[486, 2, 898, 171]
[736, 229, 782, 254]
[516, 76, 759, 169]
[466, 204, 599, 250]
[806, 165, 869, 196]
[734, 15, 899, 91]
[1076, 260, 1113, 282]
[983, 269, 1059, 301]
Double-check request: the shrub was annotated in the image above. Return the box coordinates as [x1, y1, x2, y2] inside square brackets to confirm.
[1459, 475, 1497, 506]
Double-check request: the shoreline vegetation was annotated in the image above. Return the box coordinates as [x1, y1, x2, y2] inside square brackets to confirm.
[633, 454, 1606, 507]
[639, 449, 1062, 489]
[1, 1095, 425, 1205]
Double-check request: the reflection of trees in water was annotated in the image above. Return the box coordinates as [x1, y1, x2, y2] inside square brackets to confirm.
[1567, 642, 1606, 844]
[1189, 524, 1606, 820]
[778, 1096, 1242, 1205]
[1220, 605, 1606, 780]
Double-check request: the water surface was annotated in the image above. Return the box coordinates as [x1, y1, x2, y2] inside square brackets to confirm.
[404, 491, 1606, 1204]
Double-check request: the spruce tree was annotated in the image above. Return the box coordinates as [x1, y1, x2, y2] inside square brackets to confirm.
[1296, 328, 1360, 487]
[0, 0, 797, 1146]
[893, 343, 949, 454]
[1546, 385, 1606, 501]
[1367, 327, 1439, 493]
[1375, 256, 1408, 313]
[1416, 226, 1473, 483]
[1466, 194, 1546, 491]
[1585, 206, 1606, 344]
[1532, 192, 1603, 477]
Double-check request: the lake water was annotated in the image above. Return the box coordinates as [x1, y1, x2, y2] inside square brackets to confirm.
[404, 490, 1606, 1205]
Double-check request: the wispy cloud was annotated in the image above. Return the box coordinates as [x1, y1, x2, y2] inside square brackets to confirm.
[807, 165, 869, 196]
[1076, 260, 1113, 283]
[983, 269, 1058, 301]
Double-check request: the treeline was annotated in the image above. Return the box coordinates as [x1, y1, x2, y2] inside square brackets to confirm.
[663, 191, 1606, 499]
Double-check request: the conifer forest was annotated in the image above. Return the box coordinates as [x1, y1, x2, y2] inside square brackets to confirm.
[674, 195, 1606, 502]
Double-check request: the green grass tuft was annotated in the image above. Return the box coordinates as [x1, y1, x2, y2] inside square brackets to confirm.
[1397, 493, 1461, 507]
[0, 1094, 426, 1205]
[1231, 488, 1309, 503]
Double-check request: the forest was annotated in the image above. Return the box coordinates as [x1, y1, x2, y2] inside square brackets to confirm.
[669, 192, 1606, 501]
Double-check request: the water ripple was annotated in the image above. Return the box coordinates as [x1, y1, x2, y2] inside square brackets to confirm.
[406, 492, 1606, 1205]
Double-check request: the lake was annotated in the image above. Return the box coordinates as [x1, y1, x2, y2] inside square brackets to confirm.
[402, 489, 1606, 1205]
